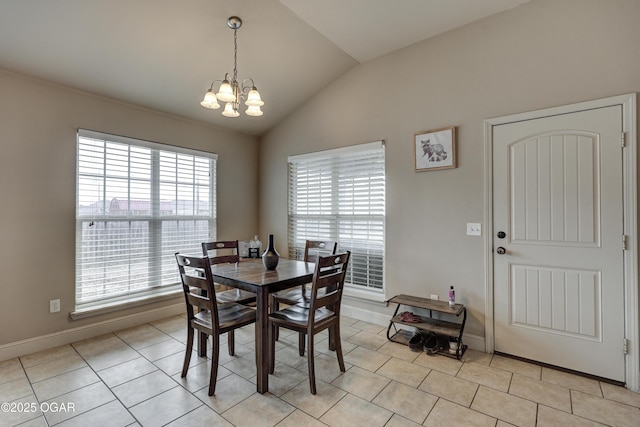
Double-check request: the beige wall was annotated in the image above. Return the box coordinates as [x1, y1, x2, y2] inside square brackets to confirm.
[0, 70, 259, 345]
[259, 0, 640, 337]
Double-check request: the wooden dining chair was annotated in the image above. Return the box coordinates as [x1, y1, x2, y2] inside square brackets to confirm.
[269, 251, 350, 394]
[270, 240, 337, 354]
[175, 253, 256, 396]
[202, 240, 257, 306]
[201, 240, 257, 355]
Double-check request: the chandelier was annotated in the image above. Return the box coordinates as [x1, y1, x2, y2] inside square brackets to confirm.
[200, 16, 264, 117]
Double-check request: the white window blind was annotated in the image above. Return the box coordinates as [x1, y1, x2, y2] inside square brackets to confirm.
[75, 129, 216, 308]
[288, 141, 385, 291]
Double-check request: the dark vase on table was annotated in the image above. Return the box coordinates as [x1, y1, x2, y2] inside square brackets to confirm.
[262, 234, 280, 270]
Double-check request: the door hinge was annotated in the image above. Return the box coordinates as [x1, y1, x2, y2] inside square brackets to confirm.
[622, 132, 626, 148]
[623, 235, 628, 251]
[623, 338, 629, 355]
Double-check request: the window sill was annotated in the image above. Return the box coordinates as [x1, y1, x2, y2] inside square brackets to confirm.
[70, 289, 182, 320]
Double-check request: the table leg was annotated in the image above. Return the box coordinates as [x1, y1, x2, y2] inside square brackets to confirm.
[255, 288, 269, 393]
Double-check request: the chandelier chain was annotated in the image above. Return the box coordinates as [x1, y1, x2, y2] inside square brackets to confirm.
[233, 28, 238, 82]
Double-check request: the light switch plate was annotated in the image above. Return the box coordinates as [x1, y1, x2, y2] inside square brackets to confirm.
[467, 223, 481, 236]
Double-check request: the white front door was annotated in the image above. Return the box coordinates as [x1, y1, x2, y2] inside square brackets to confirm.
[493, 105, 625, 381]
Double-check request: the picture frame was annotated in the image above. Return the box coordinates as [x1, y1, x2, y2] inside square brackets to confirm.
[414, 126, 456, 172]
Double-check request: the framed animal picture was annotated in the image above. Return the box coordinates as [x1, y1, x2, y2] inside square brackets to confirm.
[414, 126, 456, 172]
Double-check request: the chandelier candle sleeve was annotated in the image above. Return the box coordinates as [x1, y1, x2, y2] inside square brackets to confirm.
[200, 16, 264, 117]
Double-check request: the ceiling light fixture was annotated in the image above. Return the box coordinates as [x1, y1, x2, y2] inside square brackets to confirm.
[200, 16, 264, 117]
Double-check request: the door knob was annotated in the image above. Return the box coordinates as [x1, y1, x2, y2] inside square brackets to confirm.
[496, 247, 506, 255]
[497, 231, 506, 239]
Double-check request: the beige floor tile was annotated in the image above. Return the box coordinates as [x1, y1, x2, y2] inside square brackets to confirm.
[129, 386, 202, 426]
[343, 346, 390, 372]
[72, 333, 123, 357]
[331, 365, 391, 401]
[320, 394, 393, 427]
[281, 379, 347, 418]
[457, 361, 512, 392]
[150, 315, 185, 334]
[0, 358, 26, 385]
[316, 337, 358, 358]
[600, 382, 640, 408]
[490, 355, 541, 380]
[541, 367, 602, 396]
[43, 382, 116, 425]
[261, 363, 307, 397]
[2, 394, 43, 426]
[32, 366, 100, 401]
[24, 352, 87, 383]
[470, 386, 537, 427]
[350, 320, 386, 334]
[0, 376, 32, 402]
[136, 338, 185, 362]
[413, 351, 462, 376]
[418, 370, 478, 407]
[508, 373, 571, 412]
[78, 342, 140, 372]
[114, 324, 172, 350]
[346, 330, 388, 350]
[153, 350, 207, 376]
[195, 373, 256, 413]
[376, 341, 420, 362]
[173, 359, 233, 392]
[295, 352, 351, 384]
[425, 398, 496, 427]
[20, 345, 77, 368]
[375, 357, 430, 388]
[164, 404, 234, 427]
[55, 399, 135, 427]
[14, 416, 48, 427]
[224, 392, 295, 427]
[571, 389, 640, 427]
[277, 409, 329, 427]
[496, 421, 517, 427]
[372, 380, 437, 424]
[537, 404, 606, 426]
[384, 414, 423, 427]
[112, 370, 178, 407]
[223, 352, 258, 380]
[462, 349, 493, 365]
[97, 356, 159, 388]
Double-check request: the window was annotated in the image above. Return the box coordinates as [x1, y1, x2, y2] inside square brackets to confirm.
[288, 141, 385, 293]
[75, 129, 216, 311]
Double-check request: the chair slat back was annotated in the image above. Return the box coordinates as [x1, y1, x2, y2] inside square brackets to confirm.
[304, 240, 338, 263]
[175, 253, 219, 326]
[308, 251, 350, 324]
[202, 240, 240, 265]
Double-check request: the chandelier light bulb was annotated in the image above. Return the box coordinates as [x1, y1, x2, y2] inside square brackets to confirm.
[216, 80, 236, 103]
[200, 89, 220, 109]
[222, 102, 240, 117]
[245, 88, 264, 106]
[245, 105, 263, 116]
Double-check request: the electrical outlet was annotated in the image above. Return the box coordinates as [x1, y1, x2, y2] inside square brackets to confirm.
[430, 294, 439, 301]
[50, 299, 60, 313]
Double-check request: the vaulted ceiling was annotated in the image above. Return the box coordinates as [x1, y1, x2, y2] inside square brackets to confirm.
[0, 0, 529, 136]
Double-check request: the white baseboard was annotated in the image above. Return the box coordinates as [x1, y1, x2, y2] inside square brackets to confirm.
[0, 304, 185, 362]
[341, 303, 486, 352]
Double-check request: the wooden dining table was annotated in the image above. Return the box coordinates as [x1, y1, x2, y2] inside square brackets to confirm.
[208, 257, 314, 394]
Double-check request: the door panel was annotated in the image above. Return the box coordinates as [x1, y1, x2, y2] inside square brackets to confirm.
[493, 106, 624, 381]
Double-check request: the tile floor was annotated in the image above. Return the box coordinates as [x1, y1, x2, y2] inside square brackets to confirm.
[1, 315, 639, 426]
